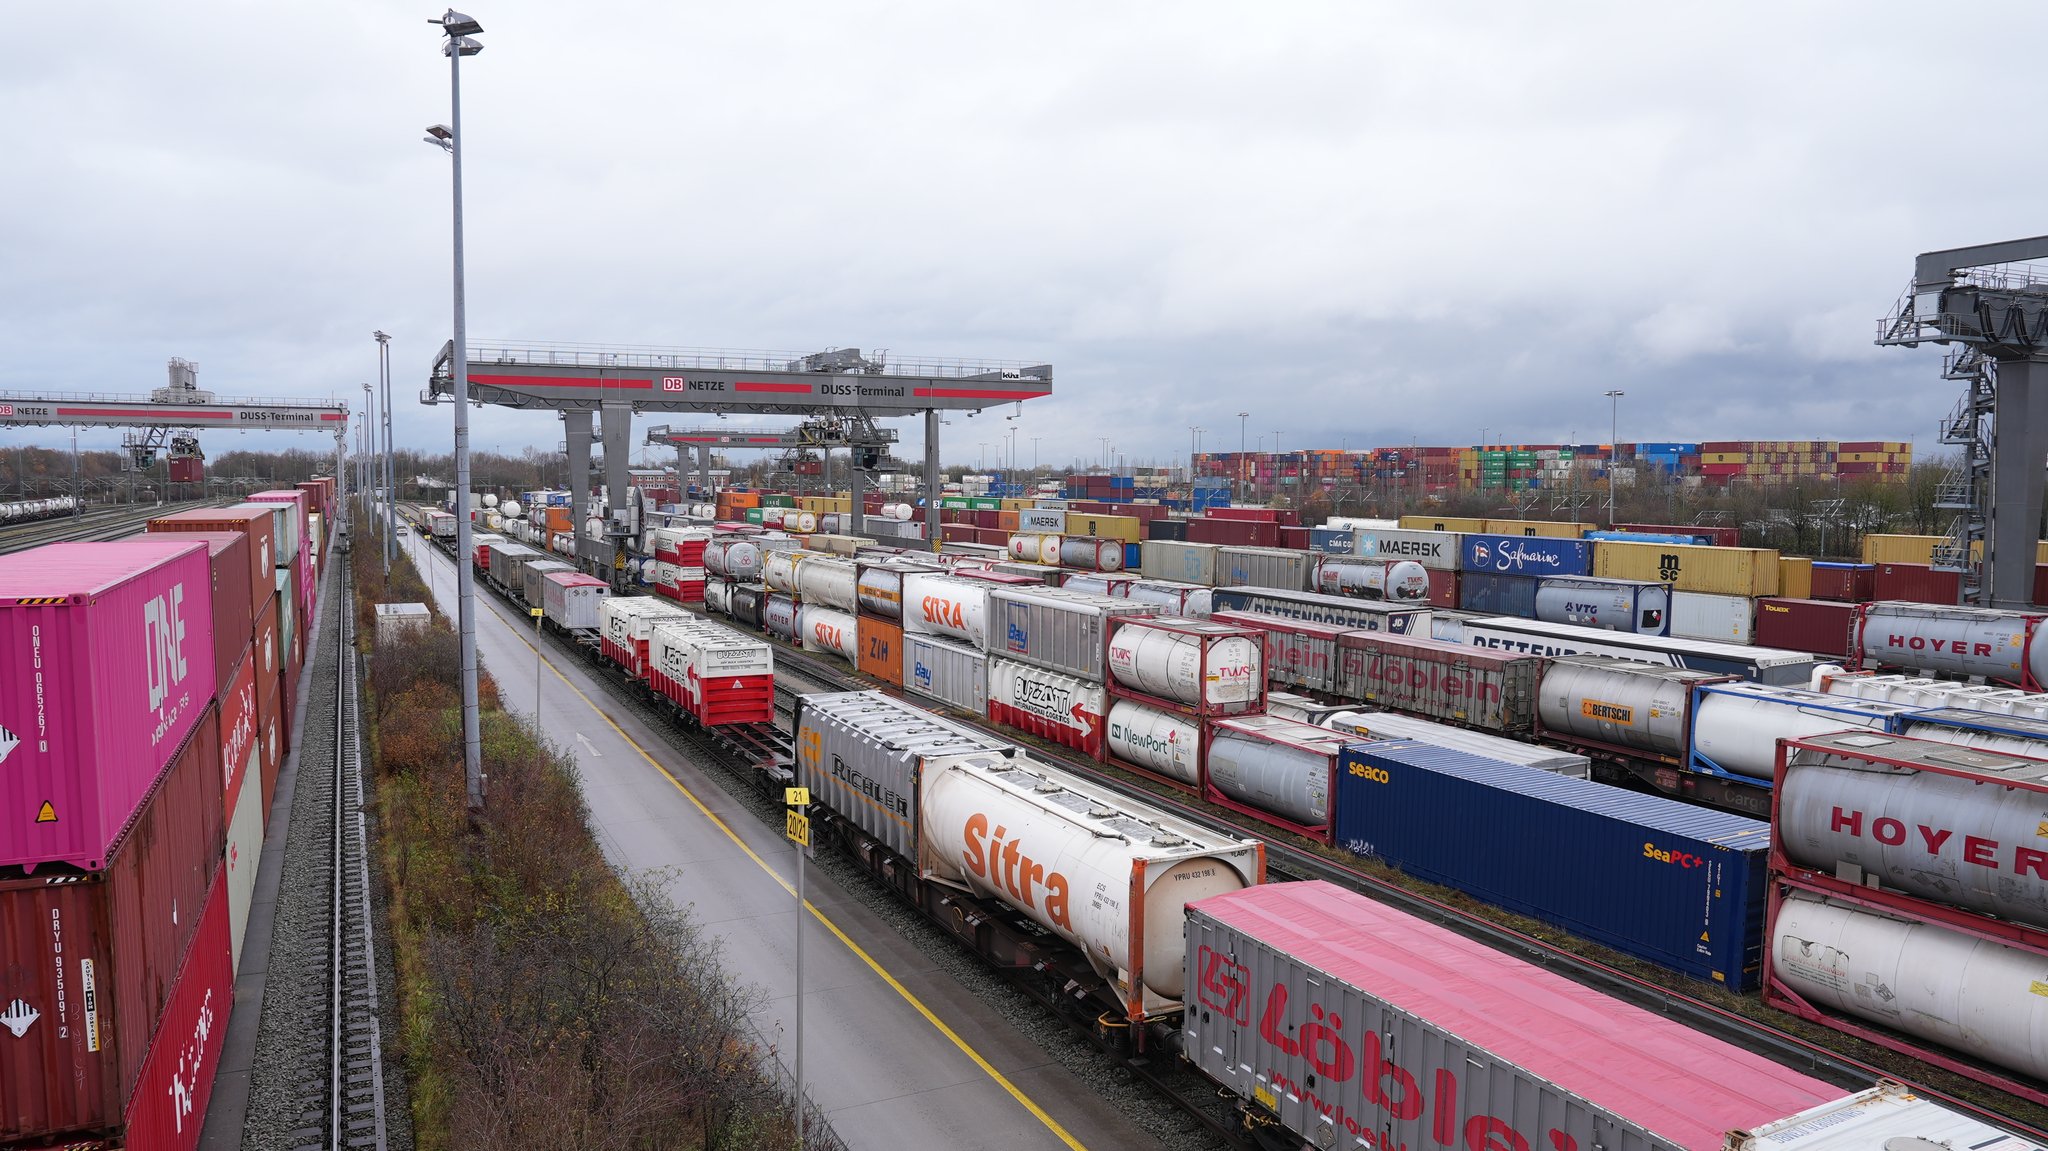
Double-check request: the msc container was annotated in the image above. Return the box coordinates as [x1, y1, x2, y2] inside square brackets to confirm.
[1124, 578, 1212, 618]
[1056, 536, 1125, 572]
[1809, 562, 1876, 603]
[729, 582, 769, 630]
[1688, 683, 1919, 781]
[1317, 709, 1591, 777]
[1531, 574, 1671, 635]
[1138, 539, 1219, 585]
[1459, 533, 1592, 577]
[856, 615, 904, 686]
[1333, 631, 1540, 733]
[0, 708, 224, 1144]
[901, 572, 990, 648]
[1059, 571, 1139, 597]
[1462, 616, 1816, 685]
[1858, 601, 2042, 687]
[795, 555, 858, 612]
[1209, 586, 1430, 635]
[541, 572, 607, 631]
[1104, 700, 1202, 787]
[145, 506, 275, 614]
[1105, 616, 1263, 718]
[1208, 610, 1350, 694]
[799, 604, 860, 663]
[1536, 655, 1734, 763]
[520, 559, 575, 606]
[1457, 570, 1537, 617]
[1335, 740, 1772, 986]
[919, 748, 1262, 1020]
[1593, 540, 1781, 597]
[764, 591, 800, 641]
[794, 691, 1013, 861]
[1350, 527, 1459, 569]
[1310, 555, 1430, 601]
[1215, 545, 1312, 591]
[985, 657, 1107, 757]
[986, 586, 1159, 681]
[1754, 597, 1859, 658]
[120, 867, 234, 1151]
[1184, 882, 1841, 1151]
[1203, 714, 1357, 841]
[902, 634, 990, 714]
[1, 541, 219, 871]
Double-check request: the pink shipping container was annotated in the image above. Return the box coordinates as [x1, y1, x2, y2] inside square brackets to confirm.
[1, 541, 219, 871]
[122, 867, 233, 1151]
[0, 708, 224, 1144]
[218, 644, 259, 803]
[1209, 609, 1351, 695]
[1332, 631, 1541, 733]
[146, 507, 275, 616]
[121, 528, 252, 700]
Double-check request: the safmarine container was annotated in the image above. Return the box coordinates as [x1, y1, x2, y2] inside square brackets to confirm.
[902, 634, 990, 714]
[1334, 740, 1772, 986]
[1333, 632, 1539, 733]
[146, 506, 275, 614]
[986, 657, 1107, 757]
[1203, 714, 1357, 842]
[794, 691, 1013, 860]
[1138, 539, 1219, 585]
[1, 541, 219, 871]
[986, 586, 1159, 681]
[1460, 533, 1591, 577]
[1593, 540, 1781, 597]
[1215, 545, 1312, 591]
[1182, 882, 1842, 1151]
[1210, 585, 1430, 634]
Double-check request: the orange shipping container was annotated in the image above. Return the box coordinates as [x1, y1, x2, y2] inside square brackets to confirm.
[858, 615, 904, 686]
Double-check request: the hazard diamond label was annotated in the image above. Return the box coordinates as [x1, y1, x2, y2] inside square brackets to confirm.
[35, 802, 56, 824]
[0, 725, 18, 768]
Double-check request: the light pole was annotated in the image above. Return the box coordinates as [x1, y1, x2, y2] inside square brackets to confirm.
[1236, 411, 1249, 502]
[428, 8, 486, 811]
[1188, 426, 1203, 484]
[1603, 389, 1625, 526]
[375, 330, 395, 572]
[361, 382, 375, 513]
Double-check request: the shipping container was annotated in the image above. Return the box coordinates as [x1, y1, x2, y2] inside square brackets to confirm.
[853, 561, 939, 619]
[1809, 561, 1875, 603]
[520, 559, 575, 606]
[1214, 545, 1312, 591]
[541, 572, 607, 631]
[986, 586, 1159, 681]
[1481, 518, 1590, 538]
[1317, 708, 1590, 777]
[985, 657, 1107, 757]
[1350, 527, 1459, 569]
[147, 507, 276, 610]
[597, 595, 692, 677]
[256, 635, 282, 816]
[1778, 556, 1814, 600]
[647, 621, 775, 726]
[857, 614, 904, 686]
[1104, 616, 1263, 718]
[1335, 740, 1771, 985]
[1858, 600, 2041, 685]
[123, 530, 252, 699]
[1754, 597, 1859, 658]
[902, 634, 990, 715]
[1058, 571, 1139, 597]
[1333, 632, 1540, 732]
[1137, 539, 1220, 585]
[764, 591, 800, 641]
[794, 692, 1012, 862]
[1210, 585, 1430, 634]
[1208, 610, 1351, 694]
[1869, 561, 1961, 605]
[1460, 533, 1592, 577]
[1310, 555, 1430, 601]
[218, 646, 258, 804]
[1185, 882, 1840, 1151]
[1, 541, 218, 871]
[223, 755, 262, 972]
[120, 867, 233, 1151]
[1456, 570, 1537, 616]
[1669, 590, 1755, 644]
[1123, 578, 1212, 618]
[1203, 714, 1357, 841]
[1462, 616, 1815, 685]
[1593, 540, 1781, 597]
[799, 604, 860, 664]
[1397, 514, 1486, 532]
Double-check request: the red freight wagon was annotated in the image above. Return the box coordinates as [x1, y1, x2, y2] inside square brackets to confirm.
[1753, 597, 1861, 659]
[0, 541, 218, 872]
[147, 507, 276, 614]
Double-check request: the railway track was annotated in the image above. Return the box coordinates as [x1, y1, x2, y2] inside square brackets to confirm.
[0, 498, 223, 551]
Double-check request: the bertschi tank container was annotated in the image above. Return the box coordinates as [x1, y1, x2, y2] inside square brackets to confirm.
[1105, 700, 1202, 786]
[1858, 601, 2043, 687]
[1532, 574, 1671, 635]
[1203, 714, 1358, 841]
[1319, 709, 1591, 777]
[986, 657, 1107, 757]
[1333, 632, 1540, 733]
[1536, 655, 1734, 763]
[1184, 882, 1841, 1151]
[1310, 555, 1429, 601]
[1686, 683, 1919, 781]
[1106, 617, 1263, 717]
[1124, 578, 1213, 618]
[919, 746, 1263, 1020]
[1766, 883, 2048, 1086]
[902, 634, 990, 714]
[987, 586, 1159, 681]
[1774, 729, 2048, 938]
[1335, 740, 1772, 986]
[902, 572, 991, 648]
[795, 691, 1014, 863]
[1, 540, 219, 871]
[799, 604, 860, 663]
[598, 595, 692, 678]
[1057, 536, 1125, 572]
[1216, 545, 1313, 591]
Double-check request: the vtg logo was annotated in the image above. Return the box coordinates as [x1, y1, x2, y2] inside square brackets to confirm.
[144, 584, 190, 712]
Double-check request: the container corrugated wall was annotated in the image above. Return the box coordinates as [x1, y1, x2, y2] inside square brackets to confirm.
[1214, 546, 1312, 591]
[794, 692, 1010, 861]
[1332, 633, 1539, 732]
[902, 635, 990, 714]
[1138, 540, 1218, 585]
[1593, 541, 1781, 597]
[986, 587, 1158, 681]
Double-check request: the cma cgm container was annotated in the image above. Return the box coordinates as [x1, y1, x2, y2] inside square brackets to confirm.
[1210, 586, 1429, 634]
[1184, 882, 1841, 1151]
[986, 586, 1158, 681]
[1334, 740, 1771, 986]
[1333, 632, 1540, 733]
[1, 541, 218, 871]
[1459, 533, 1591, 577]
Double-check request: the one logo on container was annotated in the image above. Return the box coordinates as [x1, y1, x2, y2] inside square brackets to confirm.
[144, 584, 191, 734]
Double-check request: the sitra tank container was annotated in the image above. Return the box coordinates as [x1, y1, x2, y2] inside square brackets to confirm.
[795, 555, 857, 613]
[1858, 601, 2041, 686]
[1311, 556, 1430, 601]
[1532, 575, 1671, 635]
[764, 592, 800, 641]
[1057, 536, 1125, 572]
[902, 572, 990, 647]
[919, 747, 1262, 1018]
[1535, 655, 1730, 760]
[1105, 617, 1263, 714]
[799, 605, 859, 663]
[1105, 700, 1201, 785]
[1689, 682, 1920, 780]
[1203, 714, 1357, 838]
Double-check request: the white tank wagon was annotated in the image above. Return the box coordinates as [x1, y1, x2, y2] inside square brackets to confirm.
[1534, 655, 1732, 762]
[1310, 555, 1429, 602]
[1687, 683, 1922, 781]
[1857, 601, 2046, 687]
[1105, 617, 1263, 715]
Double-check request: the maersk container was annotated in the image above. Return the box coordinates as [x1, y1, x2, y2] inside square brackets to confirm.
[1184, 883, 1840, 1151]
[1104, 700, 1201, 785]
[794, 691, 1013, 861]
[1536, 655, 1734, 762]
[1332, 631, 1540, 733]
[1311, 555, 1429, 601]
[1858, 601, 2042, 686]
[901, 572, 990, 648]
[1460, 533, 1592, 577]
[1463, 616, 1816, 685]
[986, 586, 1159, 681]
[1334, 740, 1772, 986]
[1215, 545, 1312, 591]
[1670, 590, 1756, 644]
[1208, 610, 1350, 694]
[1, 541, 219, 871]
[986, 657, 1107, 757]
[1688, 682, 1919, 781]
[541, 572, 607, 632]
[1057, 536, 1125, 572]
[1532, 575, 1671, 635]
[1209, 585, 1429, 634]
[902, 634, 990, 715]
[1457, 570, 1537, 616]
[1203, 714, 1357, 840]
[1138, 539, 1219, 585]
[799, 604, 860, 663]
[795, 554, 858, 613]
[1124, 578, 1212, 618]
[1319, 708, 1591, 777]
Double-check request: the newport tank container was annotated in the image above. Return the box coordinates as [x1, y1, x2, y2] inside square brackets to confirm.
[1124, 578, 1212, 618]
[1768, 887, 2048, 1081]
[1203, 714, 1357, 839]
[1105, 617, 1263, 715]
[1334, 740, 1772, 986]
[1319, 709, 1590, 777]
[1059, 572, 1139, 597]
[1138, 540, 1219, 585]
[763, 591, 800, 641]
[541, 572, 607, 632]
[1, 540, 219, 871]
[919, 747, 1262, 1019]
[794, 691, 1013, 861]
[1532, 575, 1671, 635]
[1104, 700, 1202, 785]
[985, 657, 1107, 757]
[799, 604, 860, 663]
[1333, 631, 1540, 733]
[902, 634, 990, 714]
[1858, 601, 2042, 686]
[1216, 545, 1313, 591]
[1210, 585, 1430, 634]
[1185, 882, 1841, 1151]
[1056, 536, 1124, 572]
[1687, 683, 1919, 781]
[1311, 556, 1429, 601]
[1350, 527, 1459, 569]
[1536, 655, 1733, 761]
[1007, 533, 1062, 564]
[901, 572, 990, 647]
[986, 586, 1159, 681]
[795, 555, 857, 613]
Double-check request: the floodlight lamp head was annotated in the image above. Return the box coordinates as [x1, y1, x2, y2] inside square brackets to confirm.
[435, 9, 483, 36]
[423, 135, 453, 152]
[442, 35, 483, 56]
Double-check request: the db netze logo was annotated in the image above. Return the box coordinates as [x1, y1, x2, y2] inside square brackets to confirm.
[144, 584, 191, 711]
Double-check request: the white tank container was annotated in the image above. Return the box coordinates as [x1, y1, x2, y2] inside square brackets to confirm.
[918, 752, 1258, 1007]
[705, 579, 733, 615]
[1058, 537, 1124, 572]
[902, 572, 990, 647]
[763, 548, 823, 595]
[483, 493, 499, 508]
[501, 500, 521, 518]
[1771, 892, 2048, 1080]
[791, 511, 818, 533]
[1105, 701, 1201, 784]
[1859, 602, 2038, 684]
[883, 502, 914, 521]
[1125, 579, 1214, 618]
[795, 555, 857, 613]
[1536, 655, 1724, 757]
[584, 517, 606, 540]
[1321, 710, 1592, 777]
[764, 592, 800, 641]
[483, 511, 503, 531]
[1007, 533, 1062, 565]
[703, 537, 766, 580]
[1690, 683, 1921, 779]
[1312, 556, 1430, 601]
[854, 563, 922, 619]
[1533, 577, 1672, 635]
[799, 605, 859, 663]
[1204, 715, 1354, 828]
[1060, 572, 1136, 597]
[1106, 620, 1261, 708]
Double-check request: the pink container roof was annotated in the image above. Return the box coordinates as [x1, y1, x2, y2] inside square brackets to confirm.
[0, 538, 207, 599]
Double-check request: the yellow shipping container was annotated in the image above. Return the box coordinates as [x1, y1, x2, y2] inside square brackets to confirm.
[1592, 541, 1781, 597]
[1002, 497, 1037, 511]
[1778, 557, 1814, 600]
[1069, 513, 1141, 543]
[1703, 452, 1748, 465]
[1401, 515, 1487, 533]
[1482, 519, 1591, 538]
[805, 534, 862, 557]
[1859, 535, 1943, 565]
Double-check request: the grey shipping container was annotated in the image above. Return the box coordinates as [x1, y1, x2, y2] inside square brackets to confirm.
[1333, 631, 1541, 732]
[1215, 545, 1313, 591]
[1319, 708, 1592, 777]
[793, 691, 1012, 862]
[521, 559, 574, 605]
[902, 634, 991, 715]
[1139, 540, 1219, 585]
[1210, 585, 1429, 635]
[986, 586, 1160, 681]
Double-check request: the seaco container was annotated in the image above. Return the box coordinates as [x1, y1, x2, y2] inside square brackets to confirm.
[986, 586, 1159, 681]
[1183, 881, 1843, 1151]
[794, 691, 1013, 862]
[1460, 533, 1591, 577]
[1, 541, 218, 872]
[902, 634, 990, 714]
[1332, 631, 1540, 733]
[1210, 586, 1430, 634]
[1334, 740, 1772, 986]
[986, 657, 1107, 757]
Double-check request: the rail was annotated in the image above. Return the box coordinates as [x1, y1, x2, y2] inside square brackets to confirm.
[467, 339, 1049, 380]
[328, 559, 390, 1150]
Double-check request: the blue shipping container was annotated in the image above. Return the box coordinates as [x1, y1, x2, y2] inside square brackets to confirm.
[1457, 571, 1538, 617]
[1309, 527, 1356, 554]
[1124, 542, 1141, 570]
[1210, 586, 1428, 634]
[1333, 740, 1770, 988]
[1459, 533, 1592, 577]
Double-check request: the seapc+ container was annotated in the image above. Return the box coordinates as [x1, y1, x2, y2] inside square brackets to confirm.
[541, 572, 607, 632]
[1686, 682, 1920, 782]
[1105, 616, 1263, 718]
[1183, 881, 1841, 1151]
[1535, 655, 1735, 764]
[1209, 585, 1431, 634]
[1202, 714, 1357, 842]
[1333, 740, 1772, 986]
[1319, 708, 1591, 777]
[986, 585, 1160, 681]
[901, 634, 990, 714]
[985, 657, 1107, 757]
[1333, 631, 1540, 733]
[1857, 601, 2043, 687]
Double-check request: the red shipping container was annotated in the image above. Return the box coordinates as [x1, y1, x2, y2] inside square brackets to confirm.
[253, 594, 280, 688]
[122, 867, 233, 1151]
[1809, 564, 1875, 603]
[1, 541, 219, 872]
[295, 479, 328, 522]
[218, 645, 258, 803]
[1206, 507, 1280, 523]
[1871, 562, 1958, 605]
[1276, 525, 1310, 550]
[257, 669, 282, 819]
[972, 509, 1001, 529]
[121, 529, 252, 700]
[1753, 598, 1861, 659]
[146, 507, 275, 616]
[0, 708, 224, 1143]
[167, 456, 204, 484]
[1425, 567, 1458, 608]
[941, 524, 976, 543]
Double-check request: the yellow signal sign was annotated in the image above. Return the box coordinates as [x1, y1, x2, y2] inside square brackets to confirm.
[785, 787, 809, 807]
[529, 607, 544, 618]
[786, 811, 811, 847]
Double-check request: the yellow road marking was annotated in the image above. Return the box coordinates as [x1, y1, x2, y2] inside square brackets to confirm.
[431, 543, 1087, 1150]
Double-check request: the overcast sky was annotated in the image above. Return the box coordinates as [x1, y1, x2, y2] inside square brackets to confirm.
[3, 2, 2040, 473]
